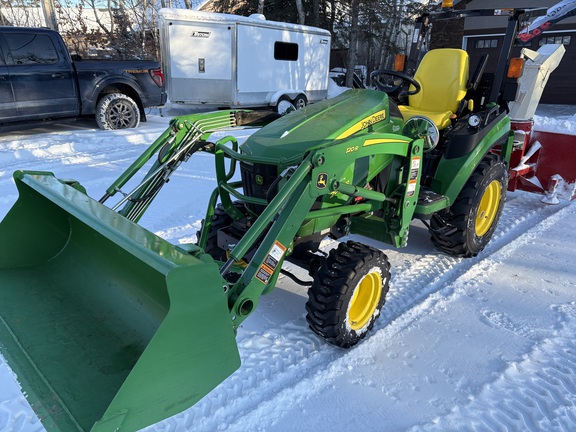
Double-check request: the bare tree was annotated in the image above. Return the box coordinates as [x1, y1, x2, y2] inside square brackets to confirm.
[345, 0, 360, 87]
[312, 0, 320, 27]
[40, 0, 58, 30]
[295, 0, 304, 24]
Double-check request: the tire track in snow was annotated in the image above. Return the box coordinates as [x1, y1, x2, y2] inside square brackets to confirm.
[412, 307, 576, 432]
[146, 193, 567, 431]
[405, 206, 576, 432]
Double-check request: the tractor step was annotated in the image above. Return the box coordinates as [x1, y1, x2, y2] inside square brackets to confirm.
[415, 187, 448, 216]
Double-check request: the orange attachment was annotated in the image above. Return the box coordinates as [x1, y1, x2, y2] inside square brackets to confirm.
[507, 58, 525, 79]
[394, 54, 406, 72]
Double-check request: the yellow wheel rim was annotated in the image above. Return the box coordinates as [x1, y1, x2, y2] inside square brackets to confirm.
[475, 180, 501, 237]
[348, 270, 382, 331]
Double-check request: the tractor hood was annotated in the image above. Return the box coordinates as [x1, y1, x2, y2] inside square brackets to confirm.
[240, 89, 401, 165]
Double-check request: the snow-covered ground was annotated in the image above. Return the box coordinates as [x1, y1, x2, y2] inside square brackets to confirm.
[0, 104, 575, 432]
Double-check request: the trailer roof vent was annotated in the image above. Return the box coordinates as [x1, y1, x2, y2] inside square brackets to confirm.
[249, 14, 266, 21]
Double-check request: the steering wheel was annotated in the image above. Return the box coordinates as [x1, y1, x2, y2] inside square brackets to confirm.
[370, 70, 421, 96]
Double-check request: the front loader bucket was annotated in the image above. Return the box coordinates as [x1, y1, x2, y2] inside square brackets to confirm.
[0, 172, 240, 431]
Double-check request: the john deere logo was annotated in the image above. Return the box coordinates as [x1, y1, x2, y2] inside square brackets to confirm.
[316, 173, 328, 189]
[255, 175, 264, 185]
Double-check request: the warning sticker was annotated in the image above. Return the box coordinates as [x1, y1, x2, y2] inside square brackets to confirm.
[256, 267, 272, 284]
[407, 157, 420, 198]
[264, 241, 286, 271]
[407, 181, 417, 197]
[256, 241, 287, 284]
[409, 157, 421, 181]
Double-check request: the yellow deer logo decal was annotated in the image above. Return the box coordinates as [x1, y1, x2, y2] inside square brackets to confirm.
[316, 173, 328, 189]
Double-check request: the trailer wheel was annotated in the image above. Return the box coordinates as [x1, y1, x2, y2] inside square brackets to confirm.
[293, 94, 308, 109]
[96, 93, 140, 130]
[276, 96, 295, 114]
[429, 154, 508, 257]
[305, 241, 391, 348]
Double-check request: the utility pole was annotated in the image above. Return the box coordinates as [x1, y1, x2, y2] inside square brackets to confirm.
[41, 0, 59, 31]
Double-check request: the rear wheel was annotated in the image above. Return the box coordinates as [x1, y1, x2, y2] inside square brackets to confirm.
[305, 241, 391, 348]
[96, 93, 140, 130]
[293, 94, 307, 109]
[430, 154, 508, 257]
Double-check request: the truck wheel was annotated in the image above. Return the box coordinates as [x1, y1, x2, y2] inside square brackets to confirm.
[429, 154, 508, 257]
[96, 93, 140, 130]
[305, 241, 391, 348]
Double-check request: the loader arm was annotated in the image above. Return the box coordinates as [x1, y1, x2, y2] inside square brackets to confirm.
[206, 133, 425, 327]
[100, 110, 266, 222]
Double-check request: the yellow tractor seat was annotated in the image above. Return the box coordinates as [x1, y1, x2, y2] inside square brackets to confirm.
[398, 49, 469, 130]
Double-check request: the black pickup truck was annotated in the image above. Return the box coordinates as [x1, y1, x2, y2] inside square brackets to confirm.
[0, 27, 166, 129]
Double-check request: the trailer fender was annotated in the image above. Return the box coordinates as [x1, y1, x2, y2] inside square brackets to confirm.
[270, 90, 306, 106]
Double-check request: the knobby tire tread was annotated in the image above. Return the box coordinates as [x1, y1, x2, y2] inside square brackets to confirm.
[305, 241, 391, 348]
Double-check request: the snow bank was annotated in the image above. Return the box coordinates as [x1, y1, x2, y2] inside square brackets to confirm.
[534, 114, 576, 135]
[534, 104, 576, 135]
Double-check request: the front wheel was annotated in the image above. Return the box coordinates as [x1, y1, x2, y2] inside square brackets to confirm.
[430, 154, 508, 257]
[96, 93, 140, 130]
[197, 202, 249, 260]
[305, 241, 391, 348]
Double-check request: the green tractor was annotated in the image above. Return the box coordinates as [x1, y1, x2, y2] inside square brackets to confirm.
[0, 7, 536, 432]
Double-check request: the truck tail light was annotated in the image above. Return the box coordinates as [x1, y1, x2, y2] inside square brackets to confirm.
[150, 68, 165, 88]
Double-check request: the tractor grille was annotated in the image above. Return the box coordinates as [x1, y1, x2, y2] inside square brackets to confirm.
[240, 162, 279, 214]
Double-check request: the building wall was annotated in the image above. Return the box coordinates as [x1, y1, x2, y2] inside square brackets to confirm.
[464, 0, 576, 104]
[465, 0, 576, 31]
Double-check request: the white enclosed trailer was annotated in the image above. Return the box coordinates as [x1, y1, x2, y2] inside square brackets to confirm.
[158, 9, 332, 110]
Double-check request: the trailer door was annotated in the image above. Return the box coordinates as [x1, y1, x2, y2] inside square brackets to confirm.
[167, 21, 233, 105]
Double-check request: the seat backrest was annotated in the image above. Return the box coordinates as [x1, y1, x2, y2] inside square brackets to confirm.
[409, 49, 469, 114]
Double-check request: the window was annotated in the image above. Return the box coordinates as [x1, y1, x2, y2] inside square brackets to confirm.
[274, 42, 298, 61]
[475, 39, 498, 49]
[539, 35, 572, 46]
[4, 33, 59, 65]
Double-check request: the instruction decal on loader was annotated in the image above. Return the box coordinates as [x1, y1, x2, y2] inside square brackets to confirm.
[407, 156, 421, 197]
[256, 241, 287, 284]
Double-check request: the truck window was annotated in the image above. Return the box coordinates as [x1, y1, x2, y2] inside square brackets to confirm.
[274, 42, 298, 61]
[4, 33, 59, 65]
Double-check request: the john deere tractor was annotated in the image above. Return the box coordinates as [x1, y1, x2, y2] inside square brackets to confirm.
[0, 7, 538, 432]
